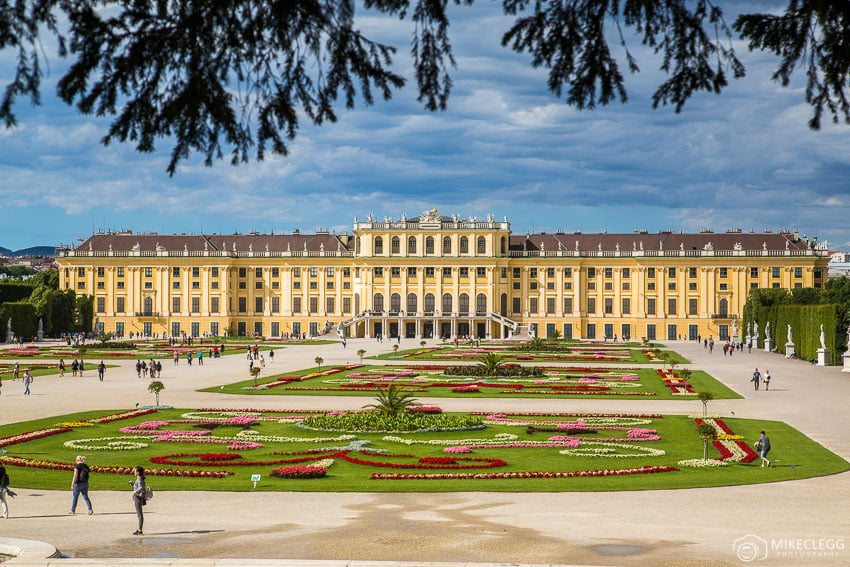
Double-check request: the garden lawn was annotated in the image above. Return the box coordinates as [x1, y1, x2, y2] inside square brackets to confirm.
[375, 345, 689, 365]
[1, 408, 843, 493]
[202, 364, 741, 400]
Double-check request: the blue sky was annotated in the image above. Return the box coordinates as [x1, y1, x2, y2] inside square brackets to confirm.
[1, 1, 849, 251]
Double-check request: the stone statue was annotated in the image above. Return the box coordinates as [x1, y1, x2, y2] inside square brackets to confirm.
[37, 318, 44, 342]
[787, 324, 793, 344]
[765, 321, 771, 340]
[820, 324, 826, 350]
[753, 321, 759, 339]
[846, 323, 850, 350]
[746, 322, 752, 338]
[5, 317, 12, 343]
[731, 321, 738, 339]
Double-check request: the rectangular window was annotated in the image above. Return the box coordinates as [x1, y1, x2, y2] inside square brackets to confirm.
[604, 297, 613, 314]
[192, 281, 200, 289]
[97, 282, 105, 289]
[116, 297, 125, 313]
[547, 268, 555, 278]
[342, 282, 350, 290]
[271, 281, 279, 290]
[772, 267, 780, 278]
[171, 267, 179, 277]
[309, 281, 318, 289]
[210, 322, 219, 336]
[323, 296, 333, 313]
[255, 297, 263, 313]
[547, 282, 555, 290]
[272, 267, 279, 277]
[689, 298, 698, 315]
[719, 283, 728, 291]
[117, 281, 125, 289]
[309, 297, 318, 313]
[794, 267, 802, 278]
[563, 297, 573, 313]
[622, 297, 631, 314]
[563, 267, 572, 277]
[689, 267, 697, 278]
[622, 267, 630, 278]
[211, 267, 219, 277]
[529, 281, 538, 290]
[211, 282, 218, 289]
[271, 297, 280, 313]
[239, 267, 247, 278]
[512, 297, 521, 313]
[668, 267, 676, 278]
[255, 281, 263, 289]
[238, 281, 247, 289]
[513, 268, 521, 278]
[443, 267, 452, 278]
[255, 267, 262, 278]
[238, 297, 246, 312]
[647, 282, 656, 291]
[513, 282, 520, 290]
[293, 267, 301, 277]
[501, 267, 507, 278]
[408, 267, 417, 277]
[587, 297, 596, 313]
[96, 296, 105, 313]
[814, 268, 822, 278]
[587, 267, 596, 278]
[772, 283, 780, 288]
[143, 282, 152, 290]
[425, 267, 435, 277]
[293, 297, 302, 313]
[529, 268, 537, 278]
[720, 267, 728, 278]
[374, 267, 383, 277]
[309, 267, 318, 278]
[604, 282, 613, 291]
[750, 267, 758, 278]
[647, 298, 656, 315]
[564, 281, 572, 290]
[326, 281, 334, 289]
[191, 267, 200, 278]
[476, 267, 486, 277]
[95, 267, 104, 277]
[210, 297, 219, 313]
[587, 281, 596, 290]
[689, 282, 697, 290]
[604, 267, 612, 278]
[172, 281, 180, 289]
[144, 267, 153, 277]
[342, 267, 350, 277]
[459, 267, 469, 277]
[546, 297, 555, 314]
[191, 296, 200, 313]
[342, 297, 351, 313]
[668, 297, 677, 315]
[647, 267, 655, 278]
[172, 296, 181, 313]
[529, 297, 538, 314]
[668, 282, 676, 290]
[271, 322, 280, 337]
[117, 267, 124, 277]
[326, 267, 334, 277]
[293, 281, 301, 289]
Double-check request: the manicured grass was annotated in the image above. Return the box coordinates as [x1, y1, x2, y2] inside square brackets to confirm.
[0, 408, 845, 492]
[202, 364, 742, 400]
[375, 345, 689, 365]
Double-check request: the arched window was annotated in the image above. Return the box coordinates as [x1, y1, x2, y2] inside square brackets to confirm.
[460, 236, 469, 253]
[459, 293, 469, 315]
[391, 236, 400, 254]
[424, 293, 435, 314]
[390, 293, 401, 312]
[407, 293, 418, 314]
[476, 293, 487, 315]
[442, 293, 453, 314]
[443, 236, 452, 254]
[425, 236, 434, 255]
[374, 237, 383, 255]
[408, 236, 417, 254]
[500, 236, 506, 255]
[500, 293, 507, 316]
[355, 237, 361, 255]
[718, 298, 728, 317]
[373, 293, 384, 312]
[355, 293, 360, 314]
[143, 297, 154, 315]
[477, 236, 486, 254]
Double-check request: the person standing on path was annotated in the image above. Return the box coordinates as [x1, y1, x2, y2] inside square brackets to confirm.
[13, 363, 20, 380]
[763, 370, 771, 391]
[173, 351, 179, 366]
[197, 350, 203, 366]
[751, 368, 761, 391]
[70, 455, 93, 515]
[131, 466, 147, 535]
[0, 464, 13, 518]
[58, 358, 65, 377]
[22, 371, 32, 395]
[756, 431, 771, 467]
[269, 349, 274, 363]
[97, 360, 105, 381]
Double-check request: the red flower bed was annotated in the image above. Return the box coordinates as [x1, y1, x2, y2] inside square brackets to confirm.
[0, 455, 232, 477]
[270, 465, 328, 479]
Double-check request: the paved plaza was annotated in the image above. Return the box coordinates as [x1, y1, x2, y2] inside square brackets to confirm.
[0, 338, 848, 566]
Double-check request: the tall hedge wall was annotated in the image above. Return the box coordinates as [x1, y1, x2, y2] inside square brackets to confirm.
[744, 302, 846, 365]
[0, 301, 38, 342]
[0, 281, 35, 304]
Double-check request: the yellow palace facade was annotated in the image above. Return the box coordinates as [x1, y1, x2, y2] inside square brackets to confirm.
[56, 210, 829, 342]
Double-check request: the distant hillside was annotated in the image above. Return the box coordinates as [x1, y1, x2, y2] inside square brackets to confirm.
[0, 246, 55, 257]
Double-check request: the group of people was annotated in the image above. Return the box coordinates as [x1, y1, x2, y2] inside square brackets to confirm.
[56, 358, 86, 377]
[1, 456, 149, 534]
[136, 359, 163, 379]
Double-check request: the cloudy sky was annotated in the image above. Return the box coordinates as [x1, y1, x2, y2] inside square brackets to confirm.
[1, 1, 848, 252]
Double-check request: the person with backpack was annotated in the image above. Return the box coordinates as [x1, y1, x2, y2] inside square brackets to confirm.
[131, 466, 147, 535]
[70, 455, 93, 515]
[0, 464, 15, 518]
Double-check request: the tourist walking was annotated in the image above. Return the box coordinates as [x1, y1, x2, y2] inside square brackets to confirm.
[197, 350, 203, 365]
[131, 466, 147, 535]
[13, 363, 20, 379]
[173, 351, 179, 366]
[58, 358, 65, 377]
[763, 370, 771, 390]
[756, 431, 771, 467]
[0, 463, 14, 518]
[269, 349, 274, 363]
[22, 371, 32, 395]
[97, 360, 105, 381]
[751, 368, 761, 391]
[70, 456, 93, 514]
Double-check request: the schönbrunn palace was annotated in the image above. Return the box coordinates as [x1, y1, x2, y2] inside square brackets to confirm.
[56, 209, 829, 342]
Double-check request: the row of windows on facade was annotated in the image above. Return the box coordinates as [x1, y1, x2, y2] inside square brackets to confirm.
[361, 235, 499, 255]
[75, 264, 820, 282]
[98, 294, 734, 318]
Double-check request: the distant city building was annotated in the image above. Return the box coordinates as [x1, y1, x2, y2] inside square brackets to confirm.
[828, 252, 850, 279]
[56, 211, 829, 341]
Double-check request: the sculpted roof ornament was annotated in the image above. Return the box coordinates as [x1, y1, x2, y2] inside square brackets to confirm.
[734, 242, 743, 251]
[420, 208, 440, 222]
[703, 241, 713, 251]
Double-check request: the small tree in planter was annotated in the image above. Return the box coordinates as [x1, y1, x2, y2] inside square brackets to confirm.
[697, 390, 714, 417]
[357, 349, 366, 363]
[148, 380, 165, 407]
[314, 356, 323, 368]
[392, 344, 399, 353]
[420, 340, 426, 348]
[363, 384, 419, 416]
[697, 421, 717, 460]
[250, 365, 262, 386]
